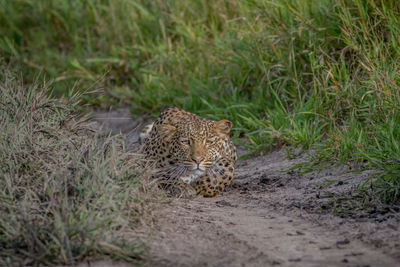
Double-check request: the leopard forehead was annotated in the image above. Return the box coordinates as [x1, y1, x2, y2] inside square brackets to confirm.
[158, 108, 218, 138]
[176, 121, 216, 139]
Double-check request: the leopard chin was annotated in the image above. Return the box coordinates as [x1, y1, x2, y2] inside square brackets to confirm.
[180, 169, 205, 184]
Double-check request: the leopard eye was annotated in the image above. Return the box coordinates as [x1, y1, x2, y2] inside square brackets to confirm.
[180, 139, 191, 145]
[205, 138, 214, 144]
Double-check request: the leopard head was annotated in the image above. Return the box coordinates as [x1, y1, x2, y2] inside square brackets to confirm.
[158, 119, 232, 178]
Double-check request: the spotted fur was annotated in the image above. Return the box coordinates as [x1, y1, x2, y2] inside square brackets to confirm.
[141, 107, 237, 197]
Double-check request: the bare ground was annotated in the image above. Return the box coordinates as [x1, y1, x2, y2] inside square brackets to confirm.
[90, 108, 400, 267]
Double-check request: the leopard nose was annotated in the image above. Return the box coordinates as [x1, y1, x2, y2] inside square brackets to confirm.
[192, 157, 204, 165]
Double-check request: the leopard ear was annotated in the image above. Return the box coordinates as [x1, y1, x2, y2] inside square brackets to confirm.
[157, 124, 177, 141]
[214, 120, 232, 137]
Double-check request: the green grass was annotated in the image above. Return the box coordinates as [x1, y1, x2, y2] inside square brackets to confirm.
[0, 68, 154, 265]
[0, 0, 400, 205]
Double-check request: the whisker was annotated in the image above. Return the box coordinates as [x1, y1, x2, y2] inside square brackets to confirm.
[169, 165, 187, 179]
[183, 163, 194, 167]
[207, 167, 217, 177]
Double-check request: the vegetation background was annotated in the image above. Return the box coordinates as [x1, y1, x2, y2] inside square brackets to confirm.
[1, 0, 400, 264]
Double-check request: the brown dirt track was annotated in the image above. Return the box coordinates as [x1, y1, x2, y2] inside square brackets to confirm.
[89, 108, 400, 267]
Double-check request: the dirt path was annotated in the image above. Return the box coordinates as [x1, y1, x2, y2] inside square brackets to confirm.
[92, 109, 400, 267]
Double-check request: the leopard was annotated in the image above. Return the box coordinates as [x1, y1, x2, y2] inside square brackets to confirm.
[140, 107, 237, 197]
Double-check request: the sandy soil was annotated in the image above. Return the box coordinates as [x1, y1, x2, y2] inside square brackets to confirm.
[91, 108, 400, 267]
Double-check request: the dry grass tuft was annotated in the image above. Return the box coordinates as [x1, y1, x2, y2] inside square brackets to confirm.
[0, 69, 154, 265]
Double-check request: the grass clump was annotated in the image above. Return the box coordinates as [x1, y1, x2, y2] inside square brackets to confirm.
[1, 0, 400, 206]
[0, 69, 150, 265]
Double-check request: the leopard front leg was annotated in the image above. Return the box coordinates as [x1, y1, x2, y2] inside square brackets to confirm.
[194, 158, 235, 197]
